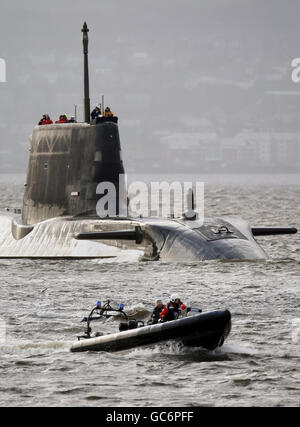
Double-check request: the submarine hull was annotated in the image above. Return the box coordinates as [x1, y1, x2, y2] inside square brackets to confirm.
[0, 117, 291, 262]
[70, 310, 232, 353]
[0, 214, 267, 261]
[1, 24, 295, 262]
[0, 110, 291, 262]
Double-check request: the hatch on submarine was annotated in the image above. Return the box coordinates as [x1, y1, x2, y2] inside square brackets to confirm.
[0, 23, 297, 261]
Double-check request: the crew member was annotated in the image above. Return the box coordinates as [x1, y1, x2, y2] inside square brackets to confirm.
[39, 114, 53, 125]
[55, 114, 68, 124]
[160, 294, 187, 322]
[44, 114, 53, 125]
[148, 299, 165, 324]
[103, 107, 114, 117]
[91, 106, 101, 119]
[38, 115, 46, 125]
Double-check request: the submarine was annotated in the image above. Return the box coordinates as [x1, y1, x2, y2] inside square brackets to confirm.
[0, 23, 297, 261]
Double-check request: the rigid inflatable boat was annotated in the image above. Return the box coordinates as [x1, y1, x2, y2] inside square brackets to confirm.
[70, 301, 231, 353]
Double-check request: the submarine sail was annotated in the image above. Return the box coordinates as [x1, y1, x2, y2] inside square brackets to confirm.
[22, 120, 125, 225]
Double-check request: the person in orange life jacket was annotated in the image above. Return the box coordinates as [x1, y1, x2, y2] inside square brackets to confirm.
[160, 294, 187, 322]
[43, 114, 53, 125]
[39, 114, 46, 125]
[55, 114, 68, 124]
[39, 114, 53, 125]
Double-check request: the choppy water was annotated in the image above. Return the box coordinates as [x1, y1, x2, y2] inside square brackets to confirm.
[0, 174, 299, 407]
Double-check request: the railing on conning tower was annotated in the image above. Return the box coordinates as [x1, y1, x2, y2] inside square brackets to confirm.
[91, 116, 118, 125]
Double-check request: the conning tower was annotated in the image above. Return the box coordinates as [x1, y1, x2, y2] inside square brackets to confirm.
[22, 23, 125, 225]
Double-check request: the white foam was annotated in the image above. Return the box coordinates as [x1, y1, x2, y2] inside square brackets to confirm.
[220, 342, 260, 356]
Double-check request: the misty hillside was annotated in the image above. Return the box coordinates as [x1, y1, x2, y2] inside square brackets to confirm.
[1, 0, 300, 172]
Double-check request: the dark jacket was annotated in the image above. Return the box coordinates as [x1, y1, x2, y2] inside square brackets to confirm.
[91, 108, 101, 119]
[150, 304, 166, 324]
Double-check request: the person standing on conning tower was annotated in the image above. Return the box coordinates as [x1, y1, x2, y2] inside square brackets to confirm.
[103, 107, 114, 117]
[39, 114, 53, 125]
[91, 106, 101, 120]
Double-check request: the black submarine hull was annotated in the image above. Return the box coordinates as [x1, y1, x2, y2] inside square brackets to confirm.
[0, 111, 296, 261]
[0, 214, 268, 260]
[70, 310, 232, 353]
[0, 23, 297, 261]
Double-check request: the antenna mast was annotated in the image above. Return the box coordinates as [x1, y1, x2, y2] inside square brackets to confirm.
[82, 22, 90, 123]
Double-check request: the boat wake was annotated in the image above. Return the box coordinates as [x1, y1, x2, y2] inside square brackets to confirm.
[0, 340, 70, 357]
[121, 339, 262, 363]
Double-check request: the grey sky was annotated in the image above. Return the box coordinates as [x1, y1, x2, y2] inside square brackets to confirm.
[1, 0, 300, 172]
